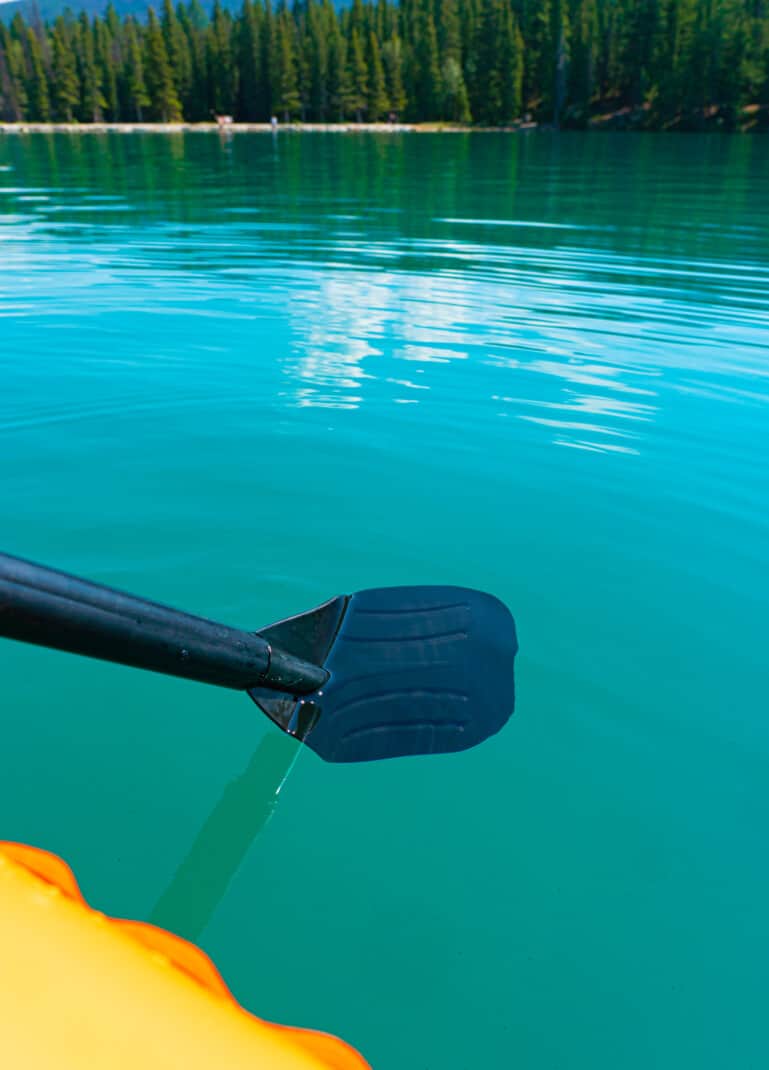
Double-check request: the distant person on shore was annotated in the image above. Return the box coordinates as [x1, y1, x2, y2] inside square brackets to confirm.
[270, 116, 278, 131]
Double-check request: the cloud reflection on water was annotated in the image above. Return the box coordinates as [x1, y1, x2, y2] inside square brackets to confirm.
[279, 233, 668, 452]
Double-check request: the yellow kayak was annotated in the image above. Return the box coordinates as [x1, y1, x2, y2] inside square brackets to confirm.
[0, 842, 369, 1070]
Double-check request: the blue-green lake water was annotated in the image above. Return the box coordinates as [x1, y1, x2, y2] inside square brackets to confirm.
[1, 132, 768, 1068]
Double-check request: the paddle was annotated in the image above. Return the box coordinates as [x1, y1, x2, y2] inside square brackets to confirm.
[0, 551, 517, 763]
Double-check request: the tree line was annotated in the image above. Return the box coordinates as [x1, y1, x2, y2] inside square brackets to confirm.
[1, 0, 768, 130]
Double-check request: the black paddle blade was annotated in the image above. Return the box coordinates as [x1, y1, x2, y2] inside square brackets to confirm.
[249, 586, 517, 763]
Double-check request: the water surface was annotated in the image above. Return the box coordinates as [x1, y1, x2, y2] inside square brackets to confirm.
[1, 132, 768, 1069]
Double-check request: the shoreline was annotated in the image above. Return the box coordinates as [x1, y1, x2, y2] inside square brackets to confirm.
[0, 121, 538, 135]
[2, 114, 764, 135]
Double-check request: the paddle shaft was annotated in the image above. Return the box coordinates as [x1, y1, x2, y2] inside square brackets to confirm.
[0, 553, 327, 693]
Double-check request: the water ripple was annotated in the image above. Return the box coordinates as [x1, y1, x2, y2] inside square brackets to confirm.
[2, 135, 769, 1070]
[1, 137, 767, 472]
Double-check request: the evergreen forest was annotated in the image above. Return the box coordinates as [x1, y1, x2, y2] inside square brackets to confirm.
[1, 0, 768, 130]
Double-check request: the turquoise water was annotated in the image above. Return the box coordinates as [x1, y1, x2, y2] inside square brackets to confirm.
[1, 132, 768, 1068]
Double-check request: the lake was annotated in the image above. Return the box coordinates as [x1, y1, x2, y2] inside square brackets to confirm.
[1, 131, 767, 1069]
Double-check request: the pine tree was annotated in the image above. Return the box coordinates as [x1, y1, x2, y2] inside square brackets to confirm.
[237, 0, 263, 120]
[528, 0, 552, 109]
[327, 17, 350, 119]
[51, 17, 79, 122]
[106, 3, 122, 45]
[374, 0, 393, 41]
[179, 0, 209, 120]
[498, 2, 523, 120]
[441, 57, 470, 120]
[5, 19, 29, 120]
[651, 0, 696, 125]
[145, 7, 182, 121]
[617, 0, 659, 108]
[474, 0, 501, 123]
[77, 13, 106, 122]
[745, 1, 769, 106]
[305, 0, 331, 120]
[95, 17, 119, 121]
[296, 9, 312, 120]
[0, 24, 26, 121]
[207, 1, 236, 115]
[124, 17, 150, 121]
[274, 7, 300, 119]
[0, 28, 21, 122]
[104, 4, 125, 119]
[162, 0, 193, 112]
[459, 0, 481, 106]
[188, 0, 210, 33]
[535, 0, 569, 123]
[25, 27, 51, 122]
[411, 1, 441, 119]
[568, 0, 598, 119]
[348, 0, 367, 42]
[553, 0, 570, 122]
[261, 0, 276, 116]
[597, 0, 622, 100]
[9, 13, 28, 48]
[382, 33, 407, 117]
[438, 0, 462, 66]
[347, 26, 368, 120]
[366, 29, 389, 118]
[438, 0, 470, 120]
[716, 0, 750, 125]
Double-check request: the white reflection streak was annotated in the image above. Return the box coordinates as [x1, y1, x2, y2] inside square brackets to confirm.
[557, 439, 640, 456]
[386, 378, 429, 390]
[400, 346, 459, 364]
[492, 393, 656, 421]
[286, 269, 478, 406]
[498, 357, 658, 397]
[436, 217, 585, 230]
[518, 415, 638, 439]
[286, 275, 392, 409]
[396, 275, 474, 364]
[282, 233, 666, 449]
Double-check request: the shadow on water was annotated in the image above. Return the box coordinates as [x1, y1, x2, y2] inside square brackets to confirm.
[149, 731, 300, 942]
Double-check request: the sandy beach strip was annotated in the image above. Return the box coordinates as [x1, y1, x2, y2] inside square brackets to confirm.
[0, 121, 535, 135]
